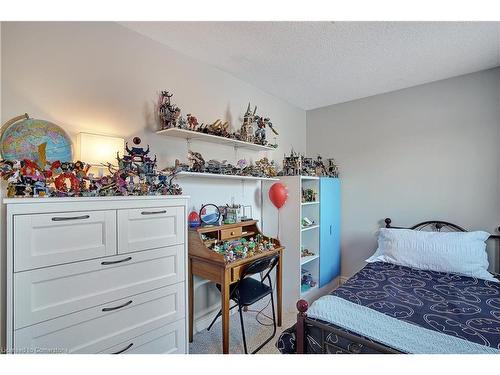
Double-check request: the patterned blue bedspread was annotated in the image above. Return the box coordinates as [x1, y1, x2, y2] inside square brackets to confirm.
[277, 262, 500, 353]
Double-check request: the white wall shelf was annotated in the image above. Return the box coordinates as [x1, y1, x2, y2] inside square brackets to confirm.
[173, 171, 280, 182]
[301, 224, 320, 232]
[300, 254, 319, 266]
[156, 127, 277, 151]
[301, 201, 320, 206]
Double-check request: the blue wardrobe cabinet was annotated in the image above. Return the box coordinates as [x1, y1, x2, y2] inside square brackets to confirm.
[319, 177, 341, 287]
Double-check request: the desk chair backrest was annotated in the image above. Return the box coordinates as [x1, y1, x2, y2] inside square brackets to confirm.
[240, 254, 279, 282]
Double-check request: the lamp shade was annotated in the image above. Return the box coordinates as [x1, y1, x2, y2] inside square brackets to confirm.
[76, 132, 124, 166]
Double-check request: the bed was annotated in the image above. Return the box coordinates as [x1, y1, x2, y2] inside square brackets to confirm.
[276, 218, 500, 354]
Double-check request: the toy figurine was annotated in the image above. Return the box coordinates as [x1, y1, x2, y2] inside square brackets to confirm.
[158, 91, 181, 130]
[302, 188, 317, 202]
[176, 115, 188, 129]
[327, 158, 339, 177]
[255, 157, 278, 177]
[187, 150, 205, 173]
[239, 103, 256, 143]
[279, 149, 302, 176]
[254, 116, 278, 146]
[301, 270, 317, 288]
[301, 248, 315, 257]
[236, 159, 247, 173]
[124, 137, 151, 163]
[301, 217, 315, 227]
[207, 119, 231, 137]
[186, 114, 199, 131]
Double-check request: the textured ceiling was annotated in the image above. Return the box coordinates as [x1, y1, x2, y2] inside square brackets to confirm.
[121, 21, 500, 110]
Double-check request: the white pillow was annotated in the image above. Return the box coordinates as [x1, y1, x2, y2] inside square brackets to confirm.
[366, 228, 496, 282]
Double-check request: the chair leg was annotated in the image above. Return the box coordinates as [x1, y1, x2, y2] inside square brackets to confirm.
[207, 303, 239, 332]
[238, 304, 248, 354]
[251, 292, 277, 354]
[207, 309, 222, 332]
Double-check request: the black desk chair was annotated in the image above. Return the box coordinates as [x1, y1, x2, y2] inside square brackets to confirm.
[207, 254, 280, 354]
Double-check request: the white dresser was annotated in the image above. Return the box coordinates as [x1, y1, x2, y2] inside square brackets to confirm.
[3, 196, 189, 354]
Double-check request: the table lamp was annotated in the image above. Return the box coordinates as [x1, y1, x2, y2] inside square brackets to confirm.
[76, 132, 124, 176]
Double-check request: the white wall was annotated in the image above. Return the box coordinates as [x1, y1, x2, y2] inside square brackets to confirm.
[0, 22, 306, 335]
[307, 68, 500, 278]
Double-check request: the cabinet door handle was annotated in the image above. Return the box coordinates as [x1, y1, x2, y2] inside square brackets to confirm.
[112, 343, 134, 354]
[102, 300, 133, 312]
[51, 215, 90, 222]
[101, 256, 132, 266]
[141, 210, 166, 215]
[330, 225, 332, 235]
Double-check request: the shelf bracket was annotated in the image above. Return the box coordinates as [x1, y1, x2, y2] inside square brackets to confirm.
[233, 144, 238, 162]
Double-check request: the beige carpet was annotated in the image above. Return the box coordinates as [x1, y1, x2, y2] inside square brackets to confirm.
[189, 297, 297, 354]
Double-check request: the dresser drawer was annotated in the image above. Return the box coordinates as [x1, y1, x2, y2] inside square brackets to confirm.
[14, 245, 185, 329]
[118, 206, 185, 254]
[220, 227, 242, 240]
[14, 210, 117, 272]
[100, 319, 186, 354]
[14, 283, 185, 354]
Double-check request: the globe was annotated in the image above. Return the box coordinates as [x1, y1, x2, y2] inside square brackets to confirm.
[0, 117, 73, 162]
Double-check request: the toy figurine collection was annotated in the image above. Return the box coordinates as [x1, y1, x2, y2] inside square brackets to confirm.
[164, 148, 337, 179]
[210, 234, 277, 263]
[302, 188, 317, 202]
[1, 93, 339, 199]
[301, 247, 316, 257]
[157, 91, 279, 148]
[279, 149, 339, 177]
[301, 269, 317, 290]
[0, 137, 182, 198]
[164, 150, 279, 178]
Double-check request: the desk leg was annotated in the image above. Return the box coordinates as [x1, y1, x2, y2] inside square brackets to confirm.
[221, 269, 231, 354]
[188, 258, 194, 343]
[277, 250, 283, 327]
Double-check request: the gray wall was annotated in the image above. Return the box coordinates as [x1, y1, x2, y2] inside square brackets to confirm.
[307, 68, 500, 278]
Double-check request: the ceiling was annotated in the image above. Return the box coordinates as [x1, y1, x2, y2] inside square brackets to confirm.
[121, 22, 500, 110]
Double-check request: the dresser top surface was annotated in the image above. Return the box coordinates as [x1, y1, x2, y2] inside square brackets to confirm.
[2, 195, 190, 204]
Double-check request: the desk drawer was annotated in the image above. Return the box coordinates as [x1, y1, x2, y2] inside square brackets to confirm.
[14, 245, 185, 329]
[118, 206, 185, 254]
[220, 227, 242, 240]
[14, 283, 185, 354]
[100, 319, 186, 354]
[231, 265, 243, 282]
[14, 210, 116, 272]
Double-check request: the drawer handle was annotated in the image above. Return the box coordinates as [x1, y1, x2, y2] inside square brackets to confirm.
[141, 210, 167, 215]
[102, 300, 133, 312]
[101, 256, 132, 266]
[51, 215, 90, 222]
[113, 343, 134, 354]
[231, 231, 235, 236]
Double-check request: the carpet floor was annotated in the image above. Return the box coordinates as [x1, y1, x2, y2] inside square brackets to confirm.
[189, 297, 296, 354]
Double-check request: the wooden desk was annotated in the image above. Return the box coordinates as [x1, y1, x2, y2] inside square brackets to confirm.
[188, 220, 284, 354]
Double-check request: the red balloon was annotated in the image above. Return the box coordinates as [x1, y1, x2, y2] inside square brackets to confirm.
[269, 182, 288, 209]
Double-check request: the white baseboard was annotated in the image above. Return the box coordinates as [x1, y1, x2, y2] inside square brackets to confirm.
[339, 276, 349, 285]
[194, 303, 238, 333]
